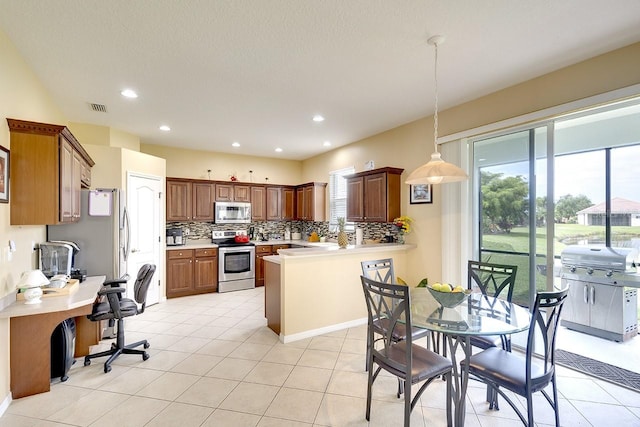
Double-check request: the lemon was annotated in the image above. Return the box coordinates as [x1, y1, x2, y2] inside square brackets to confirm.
[396, 277, 408, 286]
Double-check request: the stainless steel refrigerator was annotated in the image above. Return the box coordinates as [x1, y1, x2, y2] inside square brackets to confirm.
[47, 188, 130, 281]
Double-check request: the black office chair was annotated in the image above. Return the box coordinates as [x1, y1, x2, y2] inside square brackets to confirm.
[360, 259, 431, 371]
[361, 275, 452, 427]
[462, 289, 568, 427]
[84, 264, 156, 373]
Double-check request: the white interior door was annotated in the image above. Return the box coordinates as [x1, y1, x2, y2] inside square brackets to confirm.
[127, 173, 162, 305]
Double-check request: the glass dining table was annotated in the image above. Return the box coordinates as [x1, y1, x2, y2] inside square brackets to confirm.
[410, 288, 531, 427]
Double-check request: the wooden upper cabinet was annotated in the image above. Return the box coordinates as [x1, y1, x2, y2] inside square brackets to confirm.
[266, 187, 282, 221]
[295, 182, 327, 221]
[345, 167, 403, 223]
[251, 186, 266, 221]
[234, 185, 250, 202]
[167, 179, 193, 221]
[346, 177, 364, 222]
[192, 182, 215, 221]
[282, 187, 295, 220]
[7, 118, 94, 225]
[215, 184, 234, 201]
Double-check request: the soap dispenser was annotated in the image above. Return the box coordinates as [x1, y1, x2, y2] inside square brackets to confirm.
[284, 226, 291, 241]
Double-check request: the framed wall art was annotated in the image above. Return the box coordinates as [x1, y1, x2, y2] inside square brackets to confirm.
[0, 145, 8, 203]
[409, 183, 432, 204]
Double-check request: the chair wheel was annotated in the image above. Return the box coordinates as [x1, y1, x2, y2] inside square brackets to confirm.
[142, 352, 150, 361]
[84, 359, 91, 366]
[144, 342, 150, 349]
[104, 365, 112, 373]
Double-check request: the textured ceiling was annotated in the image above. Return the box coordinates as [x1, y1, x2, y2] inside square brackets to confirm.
[1, 0, 640, 160]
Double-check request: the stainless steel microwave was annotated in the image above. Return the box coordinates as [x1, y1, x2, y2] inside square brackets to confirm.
[214, 202, 252, 224]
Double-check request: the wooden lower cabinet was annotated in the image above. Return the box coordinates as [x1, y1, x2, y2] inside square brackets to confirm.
[167, 248, 218, 298]
[255, 244, 289, 287]
[264, 259, 281, 335]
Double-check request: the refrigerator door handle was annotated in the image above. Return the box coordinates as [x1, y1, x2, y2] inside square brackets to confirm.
[123, 206, 131, 262]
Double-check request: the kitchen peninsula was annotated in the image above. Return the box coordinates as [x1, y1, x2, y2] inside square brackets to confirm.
[263, 243, 415, 342]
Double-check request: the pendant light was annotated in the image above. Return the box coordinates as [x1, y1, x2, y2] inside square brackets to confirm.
[405, 35, 468, 185]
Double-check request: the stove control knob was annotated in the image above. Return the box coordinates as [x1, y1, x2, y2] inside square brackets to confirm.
[570, 266, 576, 273]
[587, 268, 594, 275]
[606, 270, 613, 277]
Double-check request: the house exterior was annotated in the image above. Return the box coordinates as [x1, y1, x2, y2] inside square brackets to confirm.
[577, 197, 640, 226]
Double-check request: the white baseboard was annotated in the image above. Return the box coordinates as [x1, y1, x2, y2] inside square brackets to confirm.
[0, 392, 11, 418]
[281, 317, 367, 343]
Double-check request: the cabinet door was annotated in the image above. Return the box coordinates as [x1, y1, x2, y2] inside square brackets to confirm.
[194, 255, 218, 292]
[215, 184, 234, 201]
[363, 172, 387, 222]
[564, 279, 589, 326]
[589, 283, 620, 331]
[346, 177, 364, 222]
[166, 256, 194, 298]
[266, 187, 282, 220]
[59, 137, 74, 223]
[251, 186, 266, 221]
[296, 187, 305, 220]
[234, 185, 251, 202]
[304, 186, 314, 221]
[167, 180, 192, 221]
[282, 187, 295, 220]
[80, 158, 91, 188]
[255, 245, 272, 287]
[71, 149, 82, 221]
[192, 182, 215, 221]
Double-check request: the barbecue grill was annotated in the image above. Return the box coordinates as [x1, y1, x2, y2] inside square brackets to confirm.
[560, 245, 639, 342]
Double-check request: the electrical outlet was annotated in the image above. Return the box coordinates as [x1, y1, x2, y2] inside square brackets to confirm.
[184, 229, 190, 236]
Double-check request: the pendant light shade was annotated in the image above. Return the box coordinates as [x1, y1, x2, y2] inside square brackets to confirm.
[405, 35, 468, 185]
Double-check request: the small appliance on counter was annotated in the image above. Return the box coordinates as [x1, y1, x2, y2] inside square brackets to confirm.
[38, 241, 79, 278]
[166, 228, 185, 246]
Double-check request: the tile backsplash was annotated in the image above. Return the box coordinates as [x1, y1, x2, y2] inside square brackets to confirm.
[166, 220, 402, 244]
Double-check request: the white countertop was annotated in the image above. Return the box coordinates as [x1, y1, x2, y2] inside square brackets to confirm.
[0, 276, 105, 319]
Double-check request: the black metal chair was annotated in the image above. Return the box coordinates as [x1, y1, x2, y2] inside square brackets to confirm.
[360, 259, 432, 370]
[84, 264, 156, 373]
[467, 261, 518, 351]
[462, 288, 568, 427]
[361, 275, 452, 427]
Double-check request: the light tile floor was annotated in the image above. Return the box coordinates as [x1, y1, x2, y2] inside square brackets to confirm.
[2, 287, 640, 426]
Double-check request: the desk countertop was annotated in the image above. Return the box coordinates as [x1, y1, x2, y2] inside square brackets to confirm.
[0, 276, 104, 319]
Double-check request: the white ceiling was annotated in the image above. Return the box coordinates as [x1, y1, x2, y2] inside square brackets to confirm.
[1, 0, 640, 160]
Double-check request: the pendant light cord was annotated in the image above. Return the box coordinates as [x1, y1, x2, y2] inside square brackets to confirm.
[433, 40, 439, 154]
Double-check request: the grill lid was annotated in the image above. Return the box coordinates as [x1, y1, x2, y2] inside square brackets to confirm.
[560, 245, 638, 272]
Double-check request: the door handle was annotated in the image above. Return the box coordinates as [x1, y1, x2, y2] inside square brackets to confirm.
[131, 248, 139, 253]
[583, 284, 588, 304]
[590, 285, 595, 306]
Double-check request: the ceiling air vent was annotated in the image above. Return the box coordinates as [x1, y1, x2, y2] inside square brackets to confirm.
[88, 103, 108, 113]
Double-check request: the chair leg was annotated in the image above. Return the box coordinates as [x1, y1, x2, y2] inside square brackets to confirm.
[552, 376, 560, 427]
[527, 390, 534, 427]
[445, 371, 452, 427]
[403, 379, 411, 427]
[365, 363, 374, 421]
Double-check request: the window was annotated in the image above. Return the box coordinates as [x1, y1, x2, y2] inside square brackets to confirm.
[329, 166, 355, 231]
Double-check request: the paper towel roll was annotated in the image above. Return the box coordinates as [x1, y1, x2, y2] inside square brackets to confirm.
[355, 228, 363, 245]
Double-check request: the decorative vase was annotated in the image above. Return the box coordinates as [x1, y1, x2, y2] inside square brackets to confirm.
[397, 232, 405, 244]
[338, 231, 349, 248]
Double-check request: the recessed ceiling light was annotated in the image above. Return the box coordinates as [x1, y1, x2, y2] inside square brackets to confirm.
[323, 141, 331, 147]
[120, 89, 138, 99]
[232, 141, 241, 148]
[275, 147, 283, 153]
[159, 125, 171, 132]
[312, 115, 325, 122]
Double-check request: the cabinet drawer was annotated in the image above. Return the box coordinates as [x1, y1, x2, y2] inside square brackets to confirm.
[256, 245, 272, 254]
[167, 249, 194, 259]
[272, 244, 290, 251]
[195, 248, 217, 257]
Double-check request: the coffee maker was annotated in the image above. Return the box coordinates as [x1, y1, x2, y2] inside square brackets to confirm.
[38, 241, 79, 278]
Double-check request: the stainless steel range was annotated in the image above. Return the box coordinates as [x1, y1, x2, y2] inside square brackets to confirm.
[560, 245, 640, 341]
[212, 230, 255, 293]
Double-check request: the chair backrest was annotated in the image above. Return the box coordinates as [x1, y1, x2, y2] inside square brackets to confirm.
[361, 258, 395, 284]
[468, 261, 517, 302]
[525, 289, 568, 384]
[133, 264, 156, 312]
[360, 275, 412, 369]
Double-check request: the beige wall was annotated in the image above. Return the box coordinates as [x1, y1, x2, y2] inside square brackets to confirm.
[141, 144, 303, 185]
[70, 122, 141, 151]
[302, 41, 640, 286]
[0, 28, 68, 406]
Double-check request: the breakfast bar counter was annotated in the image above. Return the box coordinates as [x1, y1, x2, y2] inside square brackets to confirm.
[264, 243, 416, 342]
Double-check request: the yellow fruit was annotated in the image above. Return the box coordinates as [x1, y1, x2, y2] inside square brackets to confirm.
[440, 285, 452, 293]
[396, 277, 408, 286]
[431, 283, 442, 291]
[452, 285, 464, 293]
